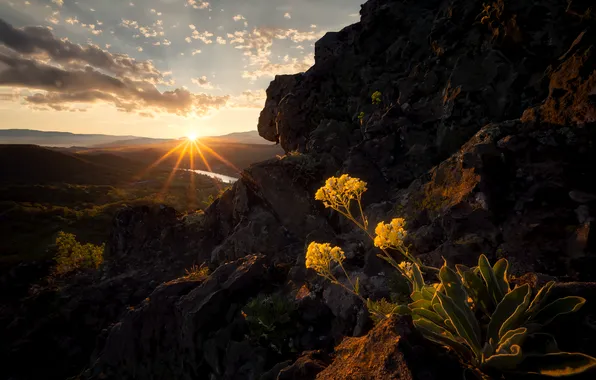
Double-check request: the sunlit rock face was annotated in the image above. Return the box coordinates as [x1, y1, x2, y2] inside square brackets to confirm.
[257, 0, 596, 278]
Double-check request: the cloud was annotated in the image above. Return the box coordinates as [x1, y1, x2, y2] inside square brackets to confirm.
[189, 29, 213, 44]
[0, 19, 161, 82]
[191, 49, 202, 55]
[0, 53, 229, 115]
[121, 18, 164, 40]
[191, 76, 213, 89]
[0, 19, 229, 116]
[241, 56, 314, 80]
[233, 15, 245, 21]
[51, 0, 63, 7]
[216, 36, 226, 44]
[64, 18, 104, 35]
[187, 0, 209, 9]
[284, 13, 291, 19]
[46, 11, 60, 25]
[121, 19, 138, 29]
[228, 27, 324, 79]
[229, 89, 267, 108]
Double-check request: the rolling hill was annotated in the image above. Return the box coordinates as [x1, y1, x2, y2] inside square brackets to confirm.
[0, 129, 273, 148]
[0, 130, 143, 147]
[0, 145, 142, 185]
[75, 139, 284, 177]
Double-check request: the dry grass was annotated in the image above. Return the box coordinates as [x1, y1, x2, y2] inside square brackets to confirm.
[183, 264, 210, 281]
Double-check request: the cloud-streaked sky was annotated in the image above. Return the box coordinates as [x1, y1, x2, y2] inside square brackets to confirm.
[0, 0, 363, 138]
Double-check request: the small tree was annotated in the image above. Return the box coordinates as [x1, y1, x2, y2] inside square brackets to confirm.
[54, 231, 104, 275]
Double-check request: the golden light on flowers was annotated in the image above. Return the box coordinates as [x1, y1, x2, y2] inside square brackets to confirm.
[315, 174, 367, 209]
[398, 261, 414, 279]
[374, 218, 407, 249]
[305, 242, 345, 275]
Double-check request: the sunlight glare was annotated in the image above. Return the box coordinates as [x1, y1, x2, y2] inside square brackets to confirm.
[186, 133, 198, 141]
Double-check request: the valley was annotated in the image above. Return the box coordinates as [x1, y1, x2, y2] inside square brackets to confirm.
[0, 139, 282, 265]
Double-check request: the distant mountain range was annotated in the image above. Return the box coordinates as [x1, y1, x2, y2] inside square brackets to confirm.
[0, 129, 269, 147]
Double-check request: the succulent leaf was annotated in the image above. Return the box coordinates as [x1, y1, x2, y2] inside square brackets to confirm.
[432, 301, 449, 322]
[411, 291, 424, 301]
[412, 307, 445, 326]
[413, 317, 473, 357]
[482, 344, 524, 370]
[412, 263, 425, 291]
[492, 258, 510, 296]
[437, 291, 482, 355]
[409, 299, 433, 311]
[455, 264, 472, 275]
[496, 327, 527, 354]
[525, 281, 555, 320]
[487, 284, 530, 344]
[517, 352, 596, 377]
[461, 269, 492, 315]
[499, 286, 532, 339]
[533, 296, 586, 327]
[440, 264, 469, 306]
[421, 285, 436, 301]
[439, 265, 482, 340]
[478, 254, 505, 304]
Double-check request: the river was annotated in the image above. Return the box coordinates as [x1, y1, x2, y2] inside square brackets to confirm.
[182, 169, 239, 184]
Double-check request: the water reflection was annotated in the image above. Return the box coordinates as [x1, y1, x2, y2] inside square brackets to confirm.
[181, 169, 238, 184]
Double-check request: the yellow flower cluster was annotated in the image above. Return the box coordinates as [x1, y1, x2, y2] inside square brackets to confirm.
[315, 174, 367, 209]
[305, 242, 346, 275]
[374, 218, 407, 249]
[398, 260, 413, 279]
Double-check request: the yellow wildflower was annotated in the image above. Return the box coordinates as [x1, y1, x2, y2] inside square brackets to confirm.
[398, 260, 413, 275]
[305, 242, 345, 275]
[374, 218, 407, 249]
[315, 174, 367, 208]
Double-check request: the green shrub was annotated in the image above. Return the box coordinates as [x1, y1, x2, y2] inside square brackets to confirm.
[371, 91, 382, 105]
[242, 293, 298, 354]
[53, 231, 104, 275]
[410, 255, 595, 377]
[305, 174, 596, 377]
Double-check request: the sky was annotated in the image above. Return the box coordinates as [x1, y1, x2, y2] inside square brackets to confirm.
[0, 0, 363, 138]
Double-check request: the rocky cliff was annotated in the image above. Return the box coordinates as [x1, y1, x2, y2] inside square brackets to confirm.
[2, 0, 596, 379]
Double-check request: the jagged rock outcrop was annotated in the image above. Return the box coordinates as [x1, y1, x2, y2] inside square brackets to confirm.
[90, 0, 596, 377]
[258, 0, 594, 191]
[4, 0, 596, 379]
[316, 317, 461, 380]
[85, 255, 271, 379]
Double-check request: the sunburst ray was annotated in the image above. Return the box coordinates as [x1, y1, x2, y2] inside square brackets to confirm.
[195, 140, 241, 175]
[133, 140, 186, 180]
[188, 141, 196, 207]
[159, 143, 189, 198]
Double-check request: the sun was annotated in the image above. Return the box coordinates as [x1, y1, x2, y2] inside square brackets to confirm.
[186, 133, 198, 141]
